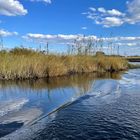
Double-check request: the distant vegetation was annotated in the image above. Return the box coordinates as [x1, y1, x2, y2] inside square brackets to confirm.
[0, 48, 128, 80]
[126, 56, 140, 62]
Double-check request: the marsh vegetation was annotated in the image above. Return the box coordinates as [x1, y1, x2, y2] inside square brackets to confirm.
[0, 48, 128, 80]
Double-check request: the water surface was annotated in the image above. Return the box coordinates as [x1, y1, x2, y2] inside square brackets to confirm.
[0, 69, 140, 140]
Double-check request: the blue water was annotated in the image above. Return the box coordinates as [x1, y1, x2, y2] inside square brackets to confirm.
[0, 69, 140, 140]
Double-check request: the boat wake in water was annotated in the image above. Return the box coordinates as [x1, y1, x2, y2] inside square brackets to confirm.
[0, 79, 121, 140]
[1, 69, 140, 140]
[0, 99, 28, 117]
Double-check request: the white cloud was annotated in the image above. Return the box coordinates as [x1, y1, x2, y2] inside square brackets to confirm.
[24, 33, 83, 41]
[23, 33, 98, 44]
[57, 34, 81, 40]
[107, 9, 125, 16]
[116, 42, 139, 47]
[29, 0, 52, 3]
[96, 17, 124, 27]
[98, 7, 106, 13]
[81, 27, 87, 30]
[24, 33, 140, 42]
[0, 0, 27, 16]
[23, 33, 140, 49]
[84, 0, 140, 27]
[89, 7, 96, 12]
[0, 0, 52, 17]
[24, 34, 78, 40]
[25, 33, 56, 39]
[102, 36, 140, 42]
[85, 7, 125, 27]
[97, 7, 125, 16]
[0, 29, 18, 37]
[119, 36, 140, 41]
[126, 0, 140, 24]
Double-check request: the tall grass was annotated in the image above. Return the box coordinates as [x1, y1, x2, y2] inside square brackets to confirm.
[0, 48, 128, 80]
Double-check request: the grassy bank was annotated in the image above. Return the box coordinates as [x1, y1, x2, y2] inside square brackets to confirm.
[0, 48, 128, 80]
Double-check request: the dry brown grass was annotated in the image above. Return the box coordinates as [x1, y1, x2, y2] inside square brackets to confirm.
[0, 48, 128, 80]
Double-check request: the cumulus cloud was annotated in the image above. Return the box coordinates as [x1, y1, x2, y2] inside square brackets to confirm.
[84, 0, 140, 27]
[102, 36, 140, 43]
[24, 33, 78, 41]
[84, 7, 125, 27]
[23, 33, 98, 44]
[81, 27, 87, 30]
[0, 0, 52, 16]
[0, 0, 27, 16]
[116, 42, 139, 47]
[89, 7, 96, 12]
[24, 33, 56, 40]
[119, 36, 140, 41]
[126, 0, 140, 24]
[99, 8, 125, 16]
[0, 29, 18, 37]
[24, 34, 83, 41]
[23, 33, 140, 49]
[98, 7, 106, 13]
[96, 17, 124, 27]
[97, 7, 124, 16]
[24, 33, 140, 42]
[29, 0, 52, 4]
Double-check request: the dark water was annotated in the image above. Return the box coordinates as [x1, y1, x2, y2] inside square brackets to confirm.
[0, 69, 140, 140]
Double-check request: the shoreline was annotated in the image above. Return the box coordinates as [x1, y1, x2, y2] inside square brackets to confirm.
[0, 48, 128, 81]
[0, 70, 124, 81]
[0, 63, 128, 81]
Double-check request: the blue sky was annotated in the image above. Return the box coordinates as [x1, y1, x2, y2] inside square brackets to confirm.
[0, 0, 140, 55]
